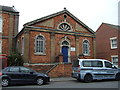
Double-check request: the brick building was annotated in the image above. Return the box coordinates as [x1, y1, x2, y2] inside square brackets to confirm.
[0, 6, 19, 68]
[1, 6, 96, 77]
[16, 8, 95, 77]
[96, 23, 119, 67]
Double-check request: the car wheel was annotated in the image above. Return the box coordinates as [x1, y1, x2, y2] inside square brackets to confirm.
[36, 78, 44, 85]
[84, 74, 93, 83]
[115, 73, 120, 81]
[1, 78, 9, 87]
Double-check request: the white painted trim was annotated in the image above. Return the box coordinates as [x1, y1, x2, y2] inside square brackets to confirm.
[82, 39, 90, 56]
[110, 37, 117, 49]
[34, 33, 46, 55]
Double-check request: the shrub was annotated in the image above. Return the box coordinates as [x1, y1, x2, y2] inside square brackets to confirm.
[7, 51, 24, 66]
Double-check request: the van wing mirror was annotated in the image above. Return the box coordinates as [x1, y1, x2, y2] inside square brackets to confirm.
[112, 65, 117, 69]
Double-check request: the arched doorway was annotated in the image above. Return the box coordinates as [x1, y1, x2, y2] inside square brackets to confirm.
[61, 41, 70, 62]
[62, 46, 69, 62]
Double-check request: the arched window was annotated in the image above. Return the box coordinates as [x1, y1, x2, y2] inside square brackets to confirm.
[35, 35, 45, 54]
[21, 37, 24, 55]
[83, 40, 89, 55]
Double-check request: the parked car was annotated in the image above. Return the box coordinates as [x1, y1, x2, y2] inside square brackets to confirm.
[72, 59, 120, 83]
[0, 66, 50, 87]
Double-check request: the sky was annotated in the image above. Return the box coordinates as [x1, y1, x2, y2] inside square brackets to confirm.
[0, 0, 120, 32]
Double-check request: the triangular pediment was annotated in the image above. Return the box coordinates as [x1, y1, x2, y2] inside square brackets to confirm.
[24, 8, 95, 34]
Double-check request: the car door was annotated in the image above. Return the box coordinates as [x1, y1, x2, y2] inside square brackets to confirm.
[104, 61, 116, 79]
[8, 67, 21, 82]
[92, 61, 105, 79]
[20, 67, 37, 83]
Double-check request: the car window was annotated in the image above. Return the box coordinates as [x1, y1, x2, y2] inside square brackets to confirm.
[20, 67, 31, 73]
[92, 61, 103, 67]
[105, 61, 112, 68]
[3, 67, 9, 72]
[9, 67, 19, 72]
[83, 61, 103, 67]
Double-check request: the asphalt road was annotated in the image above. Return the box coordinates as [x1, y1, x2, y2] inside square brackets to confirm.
[2, 77, 119, 89]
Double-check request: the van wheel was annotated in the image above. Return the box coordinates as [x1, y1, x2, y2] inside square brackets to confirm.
[115, 73, 120, 81]
[84, 74, 93, 83]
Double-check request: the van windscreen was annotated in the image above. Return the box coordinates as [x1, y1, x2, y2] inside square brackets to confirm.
[73, 60, 79, 67]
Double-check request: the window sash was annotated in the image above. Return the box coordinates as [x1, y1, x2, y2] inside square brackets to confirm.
[110, 37, 117, 49]
[83, 41, 89, 55]
[35, 36, 45, 54]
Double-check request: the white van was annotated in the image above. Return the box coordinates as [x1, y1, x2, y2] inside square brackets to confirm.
[72, 59, 120, 82]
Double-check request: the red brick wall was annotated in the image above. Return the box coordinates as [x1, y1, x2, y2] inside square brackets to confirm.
[48, 63, 72, 77]
[29, 31, 51, 63]
[96, 23, 118, 61]
[1, 12, 19, 56]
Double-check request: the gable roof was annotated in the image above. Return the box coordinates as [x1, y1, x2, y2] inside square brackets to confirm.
[24, 8, 95, 34]
[0, 5, 19, 13]
[103, 23, 120, 30]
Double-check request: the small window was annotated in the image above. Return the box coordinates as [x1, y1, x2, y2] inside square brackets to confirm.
[0, 16, 2, 32]
[83, 40, 90, 55]
[111, 55, 118, 67]
[105, 61, 112, 68]
[9, 67, 19, 72]
[110, 37, 117, 49]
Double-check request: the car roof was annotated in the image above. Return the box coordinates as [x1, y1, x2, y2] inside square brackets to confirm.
[77, 59, 109, 62]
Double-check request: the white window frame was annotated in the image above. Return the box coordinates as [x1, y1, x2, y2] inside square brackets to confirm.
[34, 34, 45, 55]
[110, 37, 117, 49]
[0, 16, 3, 33]
[83, 40, 90, 56]
[111, 55, 118, 67]
[0, 40, 2, 54]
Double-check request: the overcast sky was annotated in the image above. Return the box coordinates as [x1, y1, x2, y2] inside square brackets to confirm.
[1, 0, 119, 31]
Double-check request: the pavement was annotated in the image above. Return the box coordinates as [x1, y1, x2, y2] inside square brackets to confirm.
[50, 77, 75, 82]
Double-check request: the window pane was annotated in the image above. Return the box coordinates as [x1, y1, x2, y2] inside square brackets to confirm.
[9, 67, 19, 72]
[0, 17, 2, 32]
[83, 40, 89, 55]
[35, 35, 45, 54]
[105, 61, 112, 68]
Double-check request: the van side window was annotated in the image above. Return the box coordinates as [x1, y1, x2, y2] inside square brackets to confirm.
[83, 61, 103, 67]
[105, 61, 112, 68]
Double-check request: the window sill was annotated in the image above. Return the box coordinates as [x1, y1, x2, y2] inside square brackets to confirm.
[111, 47, 117, 49]
[83, 54, 90, 56]
[34, 53, 46, 56]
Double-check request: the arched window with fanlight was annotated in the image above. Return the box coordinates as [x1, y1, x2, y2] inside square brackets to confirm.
[83, 40, 90, 55]
[35, 35, 45, 54]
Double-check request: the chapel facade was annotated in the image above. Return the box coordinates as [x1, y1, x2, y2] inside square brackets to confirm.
[16, 8, 96, 77]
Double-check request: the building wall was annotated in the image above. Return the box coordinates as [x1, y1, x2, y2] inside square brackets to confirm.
[0, 8, 19, 56]
[96, 23, 118, 62]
